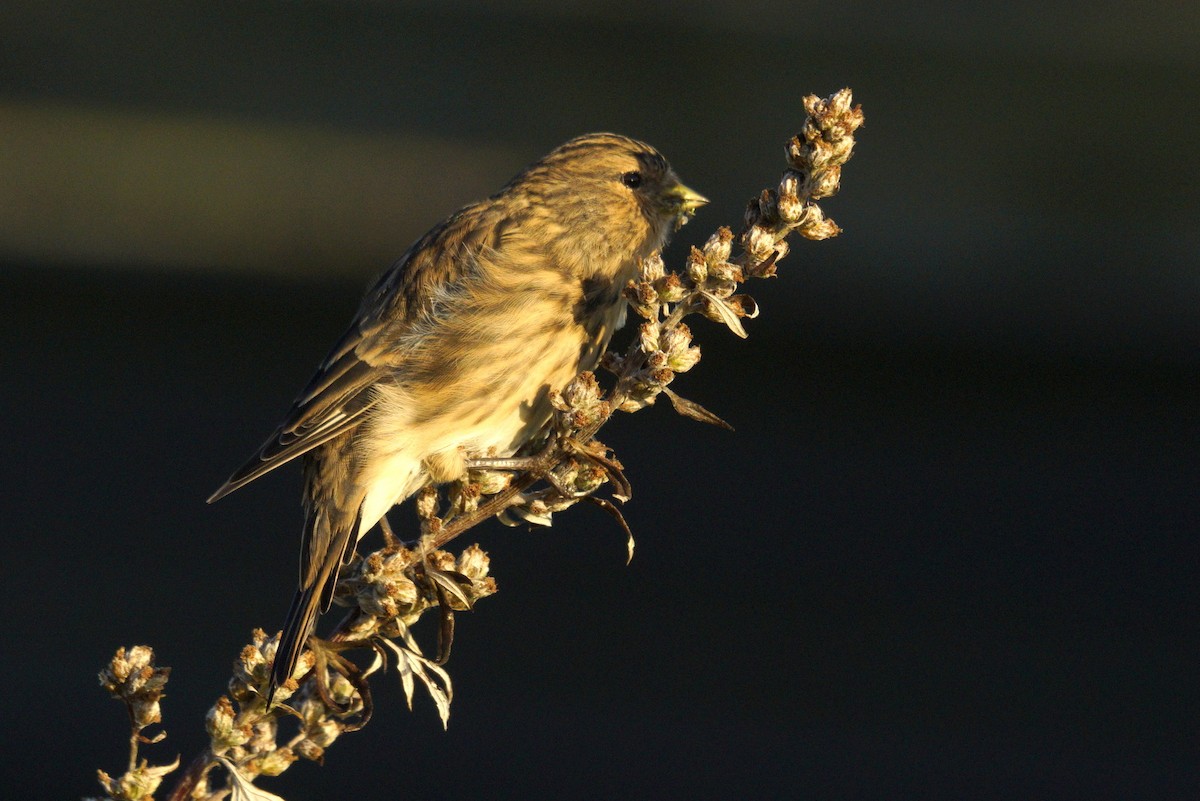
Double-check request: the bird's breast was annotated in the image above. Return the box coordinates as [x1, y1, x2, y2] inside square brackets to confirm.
[368, 263, 630, 467]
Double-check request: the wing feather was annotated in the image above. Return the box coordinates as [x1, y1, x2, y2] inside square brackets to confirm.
[208, 200, 505, 504]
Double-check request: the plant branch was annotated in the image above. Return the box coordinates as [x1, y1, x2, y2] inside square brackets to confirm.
[91, 89, 863, 801]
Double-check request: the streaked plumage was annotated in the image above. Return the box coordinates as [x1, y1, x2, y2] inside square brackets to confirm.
[209, 133, 706, 702]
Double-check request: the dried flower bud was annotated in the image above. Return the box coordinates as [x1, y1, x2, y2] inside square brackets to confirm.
[424, 549, 453, 572]
[777, 176, 804, 224]
[360, 569, 418, 618]
[457, 544, 491, 581]
[309, 723, 343, 754]
[658, 322, 692, 354]
[702, 226, 734, 264]
[570, 463, 608, 494]
[329, 673, 357, 707]
[777, 196, 803, 226]
[229, 628, 310, 702]
[807, 137, 838, 169]
[448, 480, 481, 515]
[635, 280, 657, 306]
[563, 371, 602, 409]
[686, 246, 708, 283]
[707, 260, 743, 282]
[794, 90, 863, 174]
[633, 380, 664, 402]
[638, 321, 661, 354]
[704, 278, 736, 299]
[255, 747, 297, 777]
[648, 368, 674, 386]
[242, 717, 277, 758]
[756, 189, 779, 226]
[294, 739, 326, 763]
[786, 135, 807, 170]
[622, 278, 658, 320]
[795, 204, 843, 240]
[668, 346, 701, 373]
[98, 646, 147, 693]
[812, 88, 864, 142]
[639, 251, 665, 282]
[98, 646, 172, 734]
[742, 225, 776, 261]
[779, 170, 802, 198]
[653, 272, 687, 303]
[206, 696, 251, 751]
[472, 469, 511, 494]
[830, 135, 856, 164]
[416, 487, 439, 520]
[826, 88, 853, 116]
[809, 164, 841, 199]
[476, 576, 499, 599]
[300, 715, 342, 750]
[804, 217, 842, 240]
[98, 646, 170, 726]
[639, 284, 664, 311]
[96, 757, 180, 801]
[803, 140, 831, 170]
[557, 372, 609, 428]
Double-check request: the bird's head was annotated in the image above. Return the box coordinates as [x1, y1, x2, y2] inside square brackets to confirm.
[506, 133, 707, 275]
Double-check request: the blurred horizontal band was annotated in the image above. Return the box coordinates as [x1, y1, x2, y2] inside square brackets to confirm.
[0, 100, 521, 278]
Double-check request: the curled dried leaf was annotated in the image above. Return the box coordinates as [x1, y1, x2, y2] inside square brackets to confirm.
[662, 387, 734, 431]
[700, 292, 749, 338]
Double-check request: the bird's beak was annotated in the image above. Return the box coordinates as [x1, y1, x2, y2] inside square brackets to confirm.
[665, 181, 708, 228]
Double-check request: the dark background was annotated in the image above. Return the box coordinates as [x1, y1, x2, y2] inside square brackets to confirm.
[1, 2, 1196, 799]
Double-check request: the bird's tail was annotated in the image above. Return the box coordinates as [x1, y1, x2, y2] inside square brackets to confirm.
[266, 500, 362, 706]
[267, 439, 369, 705]
[267, 583, 324, 706]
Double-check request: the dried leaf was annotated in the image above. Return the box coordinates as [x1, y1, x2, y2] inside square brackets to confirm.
[219, 758, 287, 801]
[379, 636, 453, 729]
[362, 643, 387, 679]
[729, 294, 760, 319]
[700, 291, 748, 338]
[426, 567, 475, 610]
[582, 496, 636, 565]
[662, 388, 734, 431]
[499, 505, 554, 527]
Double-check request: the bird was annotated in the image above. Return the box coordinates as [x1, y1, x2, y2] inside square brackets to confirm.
[208, 133, 707, 703]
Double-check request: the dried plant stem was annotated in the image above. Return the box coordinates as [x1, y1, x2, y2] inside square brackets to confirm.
[164, 755, 213, 801]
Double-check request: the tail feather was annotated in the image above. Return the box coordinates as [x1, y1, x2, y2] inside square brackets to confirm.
[267, 584, 324, 705]
[267, 506, 362, 705]
[267, 434, 368, 706]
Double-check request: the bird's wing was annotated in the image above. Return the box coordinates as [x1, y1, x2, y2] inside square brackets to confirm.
[207, 202, 504, 503]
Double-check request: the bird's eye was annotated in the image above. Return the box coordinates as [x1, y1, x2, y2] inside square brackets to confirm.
[621, 171, 644, 189]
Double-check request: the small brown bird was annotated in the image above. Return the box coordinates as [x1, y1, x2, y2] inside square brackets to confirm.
[209, 133, 706, 702]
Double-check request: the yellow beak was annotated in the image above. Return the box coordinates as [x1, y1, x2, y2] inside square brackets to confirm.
[665, 181, 709, 216]
[664, 181, 708, 230]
